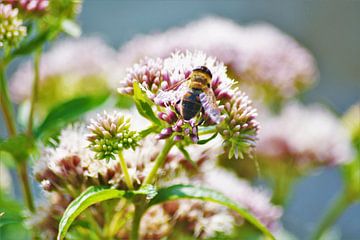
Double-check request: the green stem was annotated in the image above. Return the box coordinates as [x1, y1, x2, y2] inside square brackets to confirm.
[198, 126, 216, 136]
[0, 63, 35, 212]
[118, 151, 134, 190]
[271, 174, 293, 206]
[16, 163, 35, 212]
[27, 49, 41, 136]
[143, 137, 174, 185]
[0, 63, 16, 136]
[130, 202, 146, 240]
[312, 192, 350, 240]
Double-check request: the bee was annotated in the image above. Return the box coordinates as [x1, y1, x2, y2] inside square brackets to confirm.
[155, 66, 221, 124]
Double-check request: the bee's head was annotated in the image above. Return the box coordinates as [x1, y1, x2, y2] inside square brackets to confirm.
[191, 66, 213, 86]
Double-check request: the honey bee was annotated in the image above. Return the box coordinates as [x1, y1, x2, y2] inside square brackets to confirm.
[155, 66, 221, 124]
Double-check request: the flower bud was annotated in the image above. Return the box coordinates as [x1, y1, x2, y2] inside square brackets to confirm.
[0, 3, 26, 48]
[87, 111, 140, 161]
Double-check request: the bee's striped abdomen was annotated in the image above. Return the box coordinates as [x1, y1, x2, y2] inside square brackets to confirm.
[180, 89, 202, 120]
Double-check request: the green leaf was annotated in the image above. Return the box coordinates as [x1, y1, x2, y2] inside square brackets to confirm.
[58, 186, 125, 240]
[0, 135, 35, 162]
[133, 82, 161, 126]
[139, 125, 160, 138]
[198, 132, 218, 145]
[11, 29, 54, 57]
[61, 19, 81, 38]
[149, 184, 275, 240]
[116, 94, 134, 109]
[57, 185, 156, 240]
[34, 95, 108, 140]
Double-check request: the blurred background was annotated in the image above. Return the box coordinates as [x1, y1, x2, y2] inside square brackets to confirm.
[2, 0, 360, 239]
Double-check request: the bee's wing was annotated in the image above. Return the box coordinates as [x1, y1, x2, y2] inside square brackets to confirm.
[200, 88, 221, 124]
[154, 84, 189, 105]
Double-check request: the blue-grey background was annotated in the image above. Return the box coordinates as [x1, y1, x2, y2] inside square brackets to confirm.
[2, 0, 359, 239]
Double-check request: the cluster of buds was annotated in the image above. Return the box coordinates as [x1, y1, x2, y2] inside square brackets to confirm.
[87, 111, 140, 161]
[0, 3, 26, 48]
[27, 193, 70, 239]
[33, 124, 121, 195]
[3, 0, 48, 13]
[119, 51, 259, 158]
[217, 90, 259, 159]
[120, 57, 164, 97]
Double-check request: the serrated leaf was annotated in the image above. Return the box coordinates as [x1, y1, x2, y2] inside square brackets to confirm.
[133, 82, 161, 126]
[148, 184, 275, 240]
[57, 185, 156, 240]
[0, 135, 35, 162]
[34, 95, 108, 140]
[61, 19, 81, 38]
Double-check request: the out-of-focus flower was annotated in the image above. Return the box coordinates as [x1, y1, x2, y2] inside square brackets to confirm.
[27, 192, 70, 239]
[3, 0, 48, 13]
[158, 162, 282, 238]
[34, 124, 119, 193]
[140, 205, 173, 239]
[257, 102, 353, 169]
[0, 3, 26, 48]
[168, 199, 236, 238]
[118, 16, 318, 100]
[119, 51, 259, 158]
[203, 167, 282, 230]
[87, 111, 140, 160]
[9, 37, 117, 117]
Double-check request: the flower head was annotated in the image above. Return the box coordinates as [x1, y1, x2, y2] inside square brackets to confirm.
[34, 124, 121, 193]
[118, 16, 318, 101]
[257, 102, 353, 170]
[203, 167, 282, 229]
[158, 163, 282, 237]
[218, 90, 259, 159]
[0, 3, 26, 48]
[3, 0, 49, 13]
[120, 51, 259, 158]
[9, 37, 117, 117]
[87, 111, 140, 160]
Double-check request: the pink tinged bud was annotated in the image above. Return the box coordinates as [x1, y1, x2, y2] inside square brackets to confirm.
[151, 84, 158, 92]
[174, 135, 184, 141]
[189, 119, 196, 127]
[172, 125, 182, 132]
[161, 81, 168, 90]
[176, 119, 184, 127]
[192, 127, 198, 135]
[190, 134, 199, 143]
[167, 110, 177, 123]
[158, 112, 166, 120]
[158, 127, 173, 139]
[184, 128, 190, 135]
